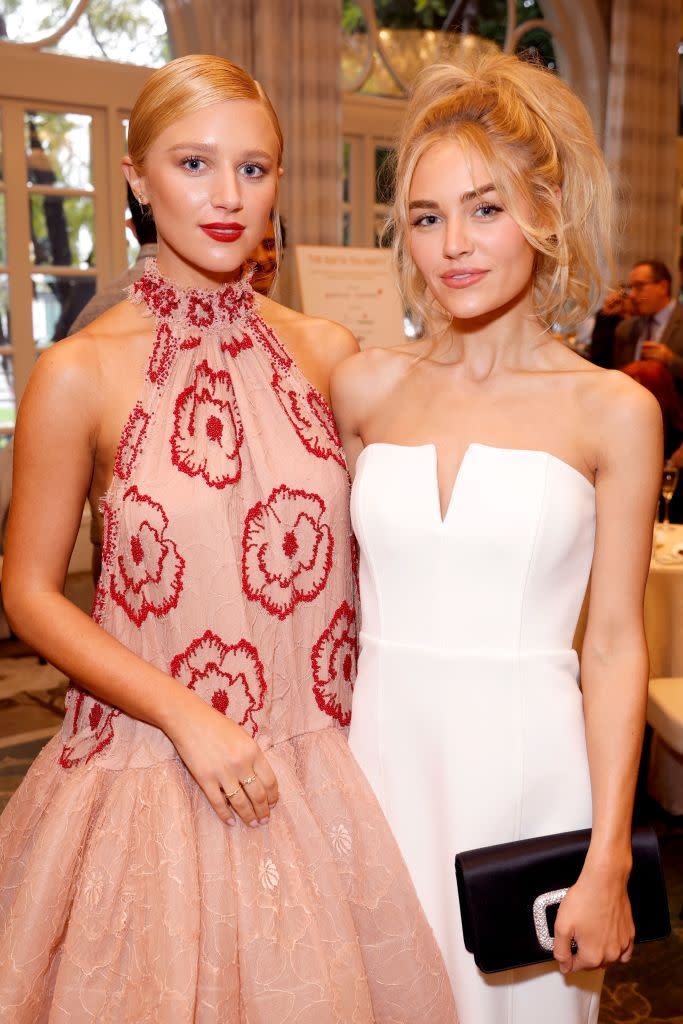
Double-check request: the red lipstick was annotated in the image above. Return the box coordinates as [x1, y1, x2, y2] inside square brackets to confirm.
[200, 222, 245, 243]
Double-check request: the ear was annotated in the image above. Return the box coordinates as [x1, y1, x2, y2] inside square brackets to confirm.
[122, 156, 149, 207]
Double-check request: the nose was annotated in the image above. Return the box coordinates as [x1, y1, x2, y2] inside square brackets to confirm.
[443, 214, 473, 259]
[211, 165, 243, 212]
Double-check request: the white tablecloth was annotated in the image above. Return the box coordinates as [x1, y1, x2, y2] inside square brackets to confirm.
[646, 524, 683, 678]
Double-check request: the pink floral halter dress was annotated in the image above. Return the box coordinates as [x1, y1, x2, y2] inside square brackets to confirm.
[0, 260, 456, 1024]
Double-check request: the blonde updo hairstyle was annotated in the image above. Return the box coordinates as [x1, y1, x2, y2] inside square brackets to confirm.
[391, 52, 614, 332]
[127, 54, 284, 275]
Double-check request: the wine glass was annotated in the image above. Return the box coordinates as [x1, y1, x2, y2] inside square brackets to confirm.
[661, 462, 679, 525]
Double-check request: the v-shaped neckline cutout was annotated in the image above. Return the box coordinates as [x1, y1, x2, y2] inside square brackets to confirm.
[355, 442, 595, 527]
[356, 442, 474, 526]
[429, 442, 472, 524]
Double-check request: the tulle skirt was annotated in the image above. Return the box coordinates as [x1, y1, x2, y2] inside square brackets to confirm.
[0, 726, 456, 1023]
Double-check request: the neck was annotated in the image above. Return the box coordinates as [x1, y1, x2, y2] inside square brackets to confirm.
[430, 285, 548, 379]
[155, 239, 244, 291]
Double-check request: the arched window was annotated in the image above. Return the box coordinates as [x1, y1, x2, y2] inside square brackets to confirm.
[341, 0, 607, 248]
[1, 0, 170, 66]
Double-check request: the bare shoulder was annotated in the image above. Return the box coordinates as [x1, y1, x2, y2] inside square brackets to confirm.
[579, 367, 661, 437]
[331, 345, 408, 403]
[27, 324, 101, 401]
[258, 296, 358, 367]
[330, 345, 414, 437]
[22, 300, 148, 424]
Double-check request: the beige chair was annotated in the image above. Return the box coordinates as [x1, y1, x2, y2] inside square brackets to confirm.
[647, 676, 683, 816]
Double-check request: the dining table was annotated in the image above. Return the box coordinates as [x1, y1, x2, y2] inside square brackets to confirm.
[645, 523, 683, 678]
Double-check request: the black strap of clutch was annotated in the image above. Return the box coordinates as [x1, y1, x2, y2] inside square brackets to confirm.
[454, 825, 671, 974]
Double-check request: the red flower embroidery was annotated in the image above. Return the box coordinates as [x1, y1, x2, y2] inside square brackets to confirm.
[171, 631, 267, 737]
[272, 373, 346, 468]
[221, 328, 254, 359]
[217, 284, 256, 322]
[311, 601, 357, 726]
[251, 319, 292, 370]
[110, 486, 185, 626]
[131, 274, 179, 319]
[148, 322, 177, 387]
[180, 336, 201, 351]
[59, 687, 120, 768]
[114, 403, 150, 481]
[188, 293, 214, 329]
[170, 359, 244, 489]
[242, 485, 333, 619]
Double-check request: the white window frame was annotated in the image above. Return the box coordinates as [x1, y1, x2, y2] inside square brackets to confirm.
[0, 43, 152, 430]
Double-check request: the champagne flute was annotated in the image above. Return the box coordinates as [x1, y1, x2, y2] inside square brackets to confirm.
[661, 462, 679, 525]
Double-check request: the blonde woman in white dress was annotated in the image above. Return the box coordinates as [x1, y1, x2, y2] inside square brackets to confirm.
[332, 52, 661, 1024]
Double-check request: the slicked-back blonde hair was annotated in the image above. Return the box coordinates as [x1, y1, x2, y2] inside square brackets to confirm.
[128, 54, 283, 170]
[391, 52, 613, 332]
[127, 54, 284, 288]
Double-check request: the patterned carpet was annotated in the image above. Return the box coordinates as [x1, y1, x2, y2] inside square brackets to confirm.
[0, 659, 681, 1021]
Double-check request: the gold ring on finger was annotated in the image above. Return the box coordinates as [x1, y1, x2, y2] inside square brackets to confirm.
[240, 774, 257, 787]
[224, 785, 241, 800]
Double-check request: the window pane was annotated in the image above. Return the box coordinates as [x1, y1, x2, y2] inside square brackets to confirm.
[375, 146, 395, 205]
[5, 1, 170, 68]
[0, 194, 6, 265]
[343, 141, 351, 204]
[0, 274, 9, 346]
[343, 211, 352, 247]
[29, 195, 95, 269]
[32, 273, 96, 345]
[0, 275, 13, 429]
[25, 112, 92, 191]
[0, 354, 15, 431]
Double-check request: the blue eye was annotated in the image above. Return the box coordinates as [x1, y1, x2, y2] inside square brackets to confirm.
[182, 156, 205, 173]
[474, 203, 503, 218]
[240, 163, 266, 178]
[412, 214, 440, 227]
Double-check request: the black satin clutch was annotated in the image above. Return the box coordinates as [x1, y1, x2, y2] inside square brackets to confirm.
[454, 825, 671, 974]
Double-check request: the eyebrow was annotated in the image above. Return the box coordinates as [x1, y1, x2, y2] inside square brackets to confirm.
[408, 183, 497, 210]
[166, 142, 274, 161]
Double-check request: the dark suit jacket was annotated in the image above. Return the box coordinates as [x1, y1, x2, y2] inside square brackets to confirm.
[613, 303, 683, 379]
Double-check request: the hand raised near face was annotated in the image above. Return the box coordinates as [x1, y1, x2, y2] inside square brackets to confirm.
[641, 341, 673, 366]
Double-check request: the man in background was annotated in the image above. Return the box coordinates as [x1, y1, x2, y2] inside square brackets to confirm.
[613, 259, 683, 380]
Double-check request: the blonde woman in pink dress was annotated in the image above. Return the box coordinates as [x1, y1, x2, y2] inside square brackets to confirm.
[0, 55, 456, 1023]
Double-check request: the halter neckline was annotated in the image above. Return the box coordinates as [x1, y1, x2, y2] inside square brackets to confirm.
[128, 257, 256, 336]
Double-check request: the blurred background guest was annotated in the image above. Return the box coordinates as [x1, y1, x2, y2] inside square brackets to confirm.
[589, 286, 634, 368]
[613, 260, 683, 380]
[69, 185, 158, 335]
[251, 213, 286, 296]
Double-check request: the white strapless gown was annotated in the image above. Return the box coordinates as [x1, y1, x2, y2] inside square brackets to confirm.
[349, 442, 603, 1024]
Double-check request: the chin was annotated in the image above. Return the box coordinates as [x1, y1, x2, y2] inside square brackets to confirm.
[191, 244, 251, 276]
[436, 281, 532, 324]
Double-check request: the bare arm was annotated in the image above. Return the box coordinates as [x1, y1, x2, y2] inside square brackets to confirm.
[330, 348, 396, 477]
[554, 376, 662, 973]
[2, 338, 277, 827]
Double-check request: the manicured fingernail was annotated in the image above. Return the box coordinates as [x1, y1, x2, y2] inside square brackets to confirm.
[259, 817, 269, 825]
[249, 821, 259, 828]
[227, 819, 236, 826]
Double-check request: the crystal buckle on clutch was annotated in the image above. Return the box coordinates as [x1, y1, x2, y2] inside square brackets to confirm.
[532, 887, 568, 951]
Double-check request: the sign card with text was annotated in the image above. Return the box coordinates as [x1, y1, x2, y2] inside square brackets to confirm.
[295, 245, 405, 349]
